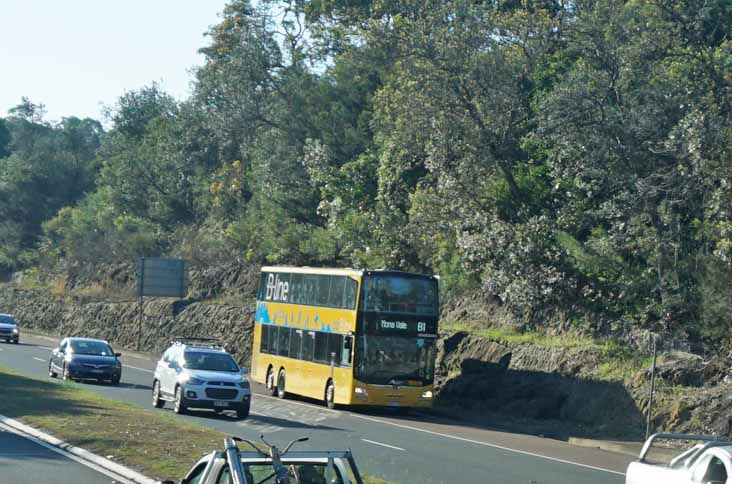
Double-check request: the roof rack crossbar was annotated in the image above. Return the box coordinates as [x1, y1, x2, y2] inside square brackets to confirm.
[639, 433, 729, 462]
[171, 336, 224, 349]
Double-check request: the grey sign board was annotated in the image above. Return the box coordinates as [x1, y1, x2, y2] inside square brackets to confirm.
[137, 258, 187, 298]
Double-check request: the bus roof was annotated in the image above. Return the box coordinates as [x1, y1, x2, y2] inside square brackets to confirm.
[261, 266, 437, 280]
[262, 266, 363, 277]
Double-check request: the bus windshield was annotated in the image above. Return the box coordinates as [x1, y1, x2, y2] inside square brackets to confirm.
[355, 334, 436, 385]
[361, 275, 438, 316]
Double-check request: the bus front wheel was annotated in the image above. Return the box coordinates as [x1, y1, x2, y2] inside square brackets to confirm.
[266, 367, 277, 396]
[325, 380, 336, 410]
[277, 369, 286, 399]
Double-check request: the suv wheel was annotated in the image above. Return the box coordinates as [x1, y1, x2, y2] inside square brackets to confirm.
[237, 401, 250, 420]
[49, 362, 57, 378]
[152, 380, 164, 408]
[173, 386, 187, 414]
[277, 369, 286, 399]
[62, 364, 71, 381]
[266, 367, 277, 396]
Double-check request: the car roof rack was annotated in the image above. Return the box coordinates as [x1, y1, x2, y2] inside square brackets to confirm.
[171, 337, 224, 350]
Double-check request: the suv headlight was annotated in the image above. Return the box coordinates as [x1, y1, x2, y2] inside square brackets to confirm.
[238, 380, 250, 389]
[12, 328, 18, 334]
[185, 377, 206, 386]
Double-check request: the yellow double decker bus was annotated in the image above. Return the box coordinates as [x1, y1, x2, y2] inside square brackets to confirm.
[251, 266, 439, 409]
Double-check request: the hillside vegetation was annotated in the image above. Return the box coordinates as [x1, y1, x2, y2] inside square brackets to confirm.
[2, 1, 732, 348]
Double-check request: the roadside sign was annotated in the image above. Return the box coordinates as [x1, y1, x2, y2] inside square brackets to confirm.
[137, 258, 187, 298]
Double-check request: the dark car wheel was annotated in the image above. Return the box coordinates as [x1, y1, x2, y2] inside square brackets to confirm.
[277, 369, 286, 399]
[173, 386, 187, 414]
[48, 362, 57, 378]
[110, 376, 120, 386]
[152, 380, 164, 408]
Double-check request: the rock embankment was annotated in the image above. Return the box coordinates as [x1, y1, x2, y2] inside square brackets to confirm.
[0, 287, 254, 364]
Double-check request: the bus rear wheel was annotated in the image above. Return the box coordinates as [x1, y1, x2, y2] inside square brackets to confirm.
[277, 369, 286, 399]
[325, 380, 336, 410]
[266, 367, 277, 396]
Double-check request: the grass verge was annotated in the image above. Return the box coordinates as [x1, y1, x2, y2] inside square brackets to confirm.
[441, 322, 651, 382]
[0, 366, 393, 483]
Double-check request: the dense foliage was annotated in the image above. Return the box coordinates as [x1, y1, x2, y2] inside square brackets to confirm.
[2, 0, 732, 343]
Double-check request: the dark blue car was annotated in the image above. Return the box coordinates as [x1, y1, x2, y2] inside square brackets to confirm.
[49, 337, 122, 385]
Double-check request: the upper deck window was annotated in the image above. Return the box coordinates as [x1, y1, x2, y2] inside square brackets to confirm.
[361, 275, 438, 316]
[257, 271, 358, 310]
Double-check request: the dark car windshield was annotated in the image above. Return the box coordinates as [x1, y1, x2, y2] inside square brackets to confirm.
[70, 340, 114, 356]
[0, 315, 16, 325]
[183, 352, 239, 372]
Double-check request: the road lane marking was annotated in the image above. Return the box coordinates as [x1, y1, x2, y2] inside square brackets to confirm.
[254, 393, 339, 415]
[350, 414, 626, 476]
[361, 439, 405, 451]
[32, 357, 45, 362]
[122, 364, 153, 373]
[0, 422, 137, 484]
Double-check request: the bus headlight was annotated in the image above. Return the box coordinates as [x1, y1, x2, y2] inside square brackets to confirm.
[421, 391, 433, 399]
[354, 387, 368, 396]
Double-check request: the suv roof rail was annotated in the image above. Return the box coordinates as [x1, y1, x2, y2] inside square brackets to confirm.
[171, 337, 224, 349]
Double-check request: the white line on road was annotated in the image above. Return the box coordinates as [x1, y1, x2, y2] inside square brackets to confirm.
[32, 357, 45, 362]
[0, 422, 137, 484]
[122, 364, 153, 373]
[255, 393, 339, 415]
[361, 439, 405, 451]
[350, 414, 625, 476]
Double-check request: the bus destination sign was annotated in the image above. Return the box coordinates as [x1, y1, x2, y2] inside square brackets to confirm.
[361, 314, 438, 337]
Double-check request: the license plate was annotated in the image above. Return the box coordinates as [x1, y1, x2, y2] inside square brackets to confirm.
[91, 370, 105, 374]
[213, 401, 229, 407]
[387, 402, 401, 407]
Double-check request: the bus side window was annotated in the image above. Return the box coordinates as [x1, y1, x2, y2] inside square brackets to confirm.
[344, 278, 358, 309]
[341, 336, 353, 367]
[314, 332, 328, 363]
[328, 276, 345, 308]
[302, 331, 315, 361]
[328, 334, 343, 366]
[290, 330, 303, 360]
[290, 274, 303, 304]
[316, 275, 331, 306]
[277, 327, 290, 357]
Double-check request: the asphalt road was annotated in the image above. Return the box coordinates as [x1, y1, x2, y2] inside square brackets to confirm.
[0, 423, 121, 484]
[0, 334, 635, 484]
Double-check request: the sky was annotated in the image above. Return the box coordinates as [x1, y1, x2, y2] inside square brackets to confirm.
[0, 0, 228, 122]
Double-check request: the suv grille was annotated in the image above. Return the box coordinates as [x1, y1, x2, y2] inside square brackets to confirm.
[205, 388, 238, 399]
[209, 381, 236, 387]
[0, 328, 12, 334]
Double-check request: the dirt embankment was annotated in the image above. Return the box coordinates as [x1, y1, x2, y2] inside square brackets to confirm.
[3, 264, 732, 441]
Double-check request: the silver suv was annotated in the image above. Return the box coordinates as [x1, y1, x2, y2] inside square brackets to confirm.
[0, 314, 19, 344]
[152, 338, 251, 419]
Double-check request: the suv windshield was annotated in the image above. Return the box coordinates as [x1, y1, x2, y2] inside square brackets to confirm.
[183, 351, 239, 372]
[70, 340, 114, 356]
